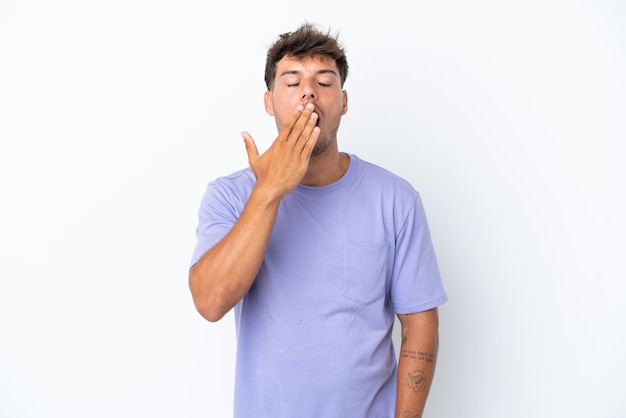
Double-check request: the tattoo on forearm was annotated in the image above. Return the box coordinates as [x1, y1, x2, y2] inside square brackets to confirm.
[401, 410, 421, 418]
[401, 349, 435, 363]
[401, 348, 417, 360]
[406, 369, 429, 393]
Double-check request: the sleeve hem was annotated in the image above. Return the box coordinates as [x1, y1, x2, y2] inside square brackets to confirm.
[394, 294, 448, 315]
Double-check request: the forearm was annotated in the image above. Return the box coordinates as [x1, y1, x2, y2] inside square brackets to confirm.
[395, 309, 439, 418]
[189, 187, 281, 322]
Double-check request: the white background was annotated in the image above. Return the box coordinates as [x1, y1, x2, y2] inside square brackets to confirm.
[1, 0, 625, 417]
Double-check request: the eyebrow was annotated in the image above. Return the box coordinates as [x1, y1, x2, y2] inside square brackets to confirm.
[279, 69, 338, 77]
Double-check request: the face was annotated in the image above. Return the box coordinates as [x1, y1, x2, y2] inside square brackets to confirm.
[264, 55, 348, 157]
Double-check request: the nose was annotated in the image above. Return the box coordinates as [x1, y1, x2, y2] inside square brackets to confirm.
[301, 80, 316, 101]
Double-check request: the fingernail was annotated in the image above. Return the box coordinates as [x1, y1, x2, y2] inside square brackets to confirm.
[306, 103, 314, 110]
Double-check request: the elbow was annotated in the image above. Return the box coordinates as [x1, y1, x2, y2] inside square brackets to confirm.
[194, 299, 228, 323]
[189, 267, 230, 323]
[190, 286, 230, 323]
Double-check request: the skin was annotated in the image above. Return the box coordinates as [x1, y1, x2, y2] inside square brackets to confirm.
[189, 53, 439, 416]
[395, 308, 440, 417]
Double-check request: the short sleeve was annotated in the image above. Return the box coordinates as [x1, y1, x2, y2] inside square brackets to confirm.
[189, 174, 249, 268]
[390, 193, 448, 314]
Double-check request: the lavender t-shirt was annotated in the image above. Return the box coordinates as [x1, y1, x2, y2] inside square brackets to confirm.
[191, 154, 447, 418]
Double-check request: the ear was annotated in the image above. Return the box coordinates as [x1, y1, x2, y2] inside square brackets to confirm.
[264, 90, 274, 116]
[341, 90, 349, 115]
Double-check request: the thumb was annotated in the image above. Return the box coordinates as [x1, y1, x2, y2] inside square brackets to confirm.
[241, 131, 259, 160]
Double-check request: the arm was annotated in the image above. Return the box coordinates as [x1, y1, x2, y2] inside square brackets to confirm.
[395, 308, 440, 418]
[189, 104, 320, 322]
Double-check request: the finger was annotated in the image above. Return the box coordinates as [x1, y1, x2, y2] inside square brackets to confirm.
[300, 126, 320, 158]
[301, 111, 318, 141]
[276, 104, 306, 142]
[290, 108, 318, 151]
[286, 104, 316, 146]
[242, 131, 259, 161]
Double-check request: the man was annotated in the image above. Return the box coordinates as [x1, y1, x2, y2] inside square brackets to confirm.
[189, 23, 447, 418]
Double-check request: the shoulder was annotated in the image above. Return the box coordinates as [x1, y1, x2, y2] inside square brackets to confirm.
[350, 154, 418, 198]
[208, 167, 255, 190]
[200, 167, 256, 208]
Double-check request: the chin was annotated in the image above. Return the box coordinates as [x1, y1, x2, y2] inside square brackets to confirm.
[311, 140, 332, 157]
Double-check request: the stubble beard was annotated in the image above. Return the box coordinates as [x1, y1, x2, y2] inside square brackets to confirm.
[311, 137, 332, 157]
[311, 119, 340, 158]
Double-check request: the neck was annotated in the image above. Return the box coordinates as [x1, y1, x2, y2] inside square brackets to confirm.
[300, 147, 349, 187]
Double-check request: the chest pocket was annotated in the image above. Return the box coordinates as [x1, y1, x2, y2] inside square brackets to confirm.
[342, 241, 389, 306]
